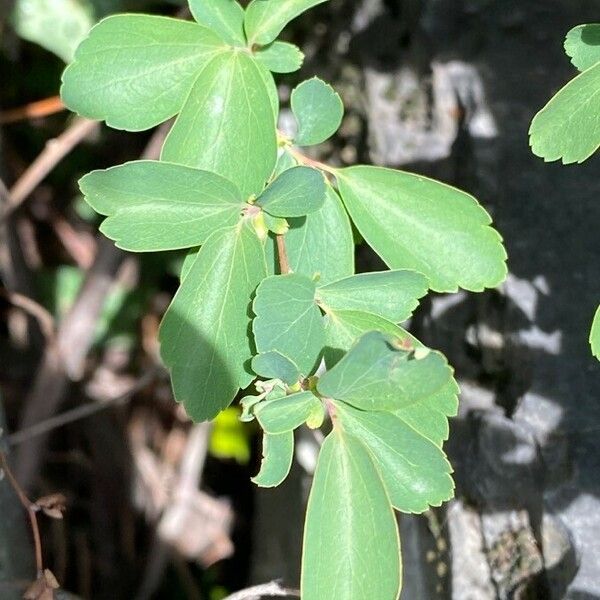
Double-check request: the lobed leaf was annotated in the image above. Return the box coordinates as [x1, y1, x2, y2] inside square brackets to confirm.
[256, 166, 325, 217]
[254, 41, 304, 73]
[254, 390, 323, 434]
[159, 223, 267, 421]
[316, 270, 428, 323]
[161, 49, 277, 198]
[564, 24, 600, 72]
[189, 0, 246, 46]
[61, 15, 225, 131]
[252, 431, 295, 487]
[302, 430, 401, 600]
[317, 331, 453, 411]
[395, 380, 459, 447]
[335, 403, 454, 513]
[286, 184, 354, 283]
[253, 274, 325, 375]
[291, 77, 344, 146]
[244, 0, 329, 45]
[529, 61, 600, 164]
[322, 309, 418, 367]
[335, 166, 507, 292]
[591, 305, 600, 360]
[79, 160, 244, 251]
[251, 351, 300, 384]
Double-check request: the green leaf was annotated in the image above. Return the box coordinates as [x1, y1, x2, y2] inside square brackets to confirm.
[565, 24, 600, 71]
[291, 77, 344, 146]
[336, 166, 507, 293]
[255, 391, 323, 434]
[317, 270, 428, 323]
[244, 0, 329, 45]
[263, 213, 289, 235]
[61, 15, 225, 131]
[180, 248, 200, 281]
[252, 431, 294, 487]
[255, 60, 280, 123]
[271, 149, 298, 180]
[251, 351, 300, 384]
[529, 61, 600, 164]
[317, 331, 453, 411]
[253, 274, 325, 375]
[256, 166, 325, 217]
[335, 403, 454, 513]
[161, 49, 277, 198]
[302, 430, 401, 600]
[11, 0, 94, 62]
[159, 223, 267, 421]
[395, 380, 459, 447]
[322, 309, 418, 367]
[254, 41, 304, 73]
[79, 160, 244, 251]
[286, 184, 354, 283]
[189, 0, 246, 46]
[591, 305, 600, 360]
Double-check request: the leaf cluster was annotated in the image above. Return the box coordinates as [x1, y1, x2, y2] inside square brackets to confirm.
[61, 1, 509, 597]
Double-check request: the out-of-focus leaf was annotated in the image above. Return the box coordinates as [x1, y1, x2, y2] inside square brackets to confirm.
[12, 0, 94, 62]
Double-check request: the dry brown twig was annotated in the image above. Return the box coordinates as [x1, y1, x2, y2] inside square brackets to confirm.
[0, 288, 56, 342]
[0, 117, 98, 224]
[0, 450, 65, 599]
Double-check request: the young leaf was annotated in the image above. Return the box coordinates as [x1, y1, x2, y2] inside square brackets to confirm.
[286, 184, 354, 283]
[255, 391, 323, 434]
[335, 403, 454, 513]
[161, 50, 277, 198]
[591, 305, 600, 360]
[529, 61, 600, 164]
[335, 166, 507, 292]
[317, 331, 452, 411]
[252, 431, 294, 487]
[189, 0, 246, 46]
[302, 431, 401, 600]
[395, 380, 459, 447]
[251, 351, 300, 385]
[159, 223, 267, 421]
[254, 41, 304, 73]
[323, 309, 418, 367]
[316, 270, 428, 323]
[79, 160, 244, 251]
[564, 24, 600, 71]
[256, 166, 325, 217]
[253, 274, 325, 375]
[291, 78, 344, 146]
[263, 213, 289, 235]
[61, 15, 225, 131]
[12, 0, 94, 63]
[244, 0, 329, 45]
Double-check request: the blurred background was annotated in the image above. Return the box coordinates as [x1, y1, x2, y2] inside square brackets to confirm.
[1, 0, 599, 598]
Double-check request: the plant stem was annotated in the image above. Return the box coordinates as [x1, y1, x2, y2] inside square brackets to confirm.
[276, 234, 291, 275]
[286, 147, 337, 175]
[0, 451, 43, 576]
